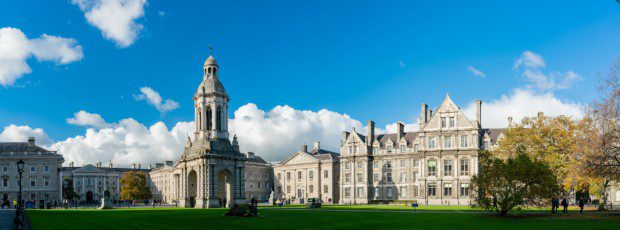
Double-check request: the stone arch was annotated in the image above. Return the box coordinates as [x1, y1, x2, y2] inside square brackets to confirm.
[216, 106, 222, 131]
[187, 170, 197, 207]
[206, 106, 212, 130]
[216, 169, 233, 208]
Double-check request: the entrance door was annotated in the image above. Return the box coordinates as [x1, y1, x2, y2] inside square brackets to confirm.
[187, 170, 197, 208]
[86, 191, 94, 204]
[298, 189, 304, 204]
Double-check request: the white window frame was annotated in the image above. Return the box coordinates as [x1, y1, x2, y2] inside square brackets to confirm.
[460, 134, 469, 148]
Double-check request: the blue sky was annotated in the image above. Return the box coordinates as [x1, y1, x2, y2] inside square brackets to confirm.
[1, 0, 619, 163]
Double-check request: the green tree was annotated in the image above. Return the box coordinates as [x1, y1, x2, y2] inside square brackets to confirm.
[120, 171, 152, 201]
[471, 151, 560, 216]
[62, 176, 80, 200]
[496, 113, 597, 194]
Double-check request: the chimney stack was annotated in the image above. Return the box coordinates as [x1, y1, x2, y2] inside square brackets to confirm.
[420, 103, 428, 124]
[396, 122, 404, 140]
[427, 109, 433, 121]
[70, 162, 74, 167]
[138, 164, 141, 169]
[301, 144, 308, 153]
[476, 99, 482, 128]
[131, 163, 136, 169]
[27, 137, 35, 147]
[313, 141, 320, 150]
[367, 120, 375, 147]
[248, 152, 255, 158]
[109, 162, 113, 168]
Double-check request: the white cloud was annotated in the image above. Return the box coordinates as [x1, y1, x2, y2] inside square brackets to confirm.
[134, 86, 180, 113]
[467, 65, 486, 78]
[0, 124, 53, 146]
[514, 50, 582, 91]
[71, 0, 147, 48]
[514, 50, 546, 69]
[384, 121, 418, 133]
[463, 89, 584, 128]
[0, 27, 83, 86]
[66, 110, 110, 128]
[51, 119, 193, 167]
[229, 103, 362, 161]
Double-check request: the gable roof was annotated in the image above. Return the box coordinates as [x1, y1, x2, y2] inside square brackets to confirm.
[483, 128, 506, 142]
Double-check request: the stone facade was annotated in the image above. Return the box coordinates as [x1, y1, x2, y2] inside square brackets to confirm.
[61, 162, 151, 202]
[274, 142, 340, 204]
[339, 95, 503, 205]
[0, 137, 64, 207]
[244, 152, 273, 202]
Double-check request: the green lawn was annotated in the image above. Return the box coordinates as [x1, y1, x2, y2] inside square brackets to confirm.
[27, 207, 619, 230]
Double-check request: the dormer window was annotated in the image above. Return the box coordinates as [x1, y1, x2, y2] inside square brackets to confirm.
[387, 146, 392, 154]
[373, 147, 378, 153]
[400, 145, 405, 153]
[449, 117, 455, 127]
[441, 117, 447, 128]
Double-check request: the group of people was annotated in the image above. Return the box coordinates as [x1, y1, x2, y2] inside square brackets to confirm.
[218, 197, 227, 207]
[0, 199, 16, 209]
[551, 196, 587, 213]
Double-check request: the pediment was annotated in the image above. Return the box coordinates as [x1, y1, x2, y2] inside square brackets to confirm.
[73, 164, 106, 173]
[280, 151, 318, 165]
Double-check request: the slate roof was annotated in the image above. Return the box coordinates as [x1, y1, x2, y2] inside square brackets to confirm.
[62, 165, 152, 174]
[309, 148, 339, 161]
[247, 155, 268, 164]
[483, 128, 506, 141]
[0, 142, 52, 153]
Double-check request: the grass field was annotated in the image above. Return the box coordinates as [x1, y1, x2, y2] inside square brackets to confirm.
[26, 206, 619, 230]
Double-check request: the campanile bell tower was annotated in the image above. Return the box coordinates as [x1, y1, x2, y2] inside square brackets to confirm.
[193, 50, 230, 141]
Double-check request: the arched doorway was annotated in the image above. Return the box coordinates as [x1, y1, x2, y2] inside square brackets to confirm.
[216, 169, 233, 208]
[86, 191, 93, 204]
[187, 170, 197, 208]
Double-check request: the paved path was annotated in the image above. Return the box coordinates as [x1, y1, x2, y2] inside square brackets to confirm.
[0, 209, 15, 230]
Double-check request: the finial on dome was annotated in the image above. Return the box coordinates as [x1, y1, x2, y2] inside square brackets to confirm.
[209, 45, 213, 56]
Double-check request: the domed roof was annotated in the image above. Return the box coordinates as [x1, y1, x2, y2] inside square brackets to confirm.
[203, 55, 218, 66]
[194, 76, 227, 98]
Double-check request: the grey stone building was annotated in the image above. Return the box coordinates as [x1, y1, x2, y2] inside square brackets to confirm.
[339, 95, 504, 205]
[274, 142, 340, 204]
[0, 137, 64, 207]
[61, 162, 151, 203]
[244, 152, 273, 202]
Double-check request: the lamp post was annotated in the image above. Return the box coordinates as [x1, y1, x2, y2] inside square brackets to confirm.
[15, 159, 25, 229]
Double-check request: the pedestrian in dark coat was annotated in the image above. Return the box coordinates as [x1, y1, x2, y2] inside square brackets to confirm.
[561, 197, 568, 213]
[578, 197, 585, 213]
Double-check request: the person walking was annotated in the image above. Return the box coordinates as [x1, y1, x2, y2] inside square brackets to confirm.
[551, 197, 557, 213]
[561, 197, 568, 213]
[578, 197, 585, 213]
[311, 197, 316, 211]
